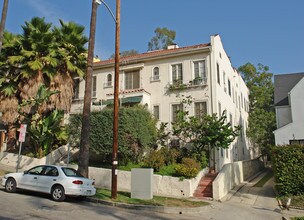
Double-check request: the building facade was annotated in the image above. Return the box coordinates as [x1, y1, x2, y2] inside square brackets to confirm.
[71, 35, 253, 171]
[274, 72, 304, 145]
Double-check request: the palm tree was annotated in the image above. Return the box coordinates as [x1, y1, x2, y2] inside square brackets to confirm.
[51, 20, 88, 112]
[0, 0, 9, 52]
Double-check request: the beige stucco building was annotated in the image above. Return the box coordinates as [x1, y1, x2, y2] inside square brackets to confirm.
[71, 34, 253, 171]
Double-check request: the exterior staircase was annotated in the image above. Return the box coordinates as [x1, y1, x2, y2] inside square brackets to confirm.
[193, 172, 218, 199]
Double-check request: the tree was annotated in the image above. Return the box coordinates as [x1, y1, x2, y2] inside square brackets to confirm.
[0, 0, 9, 52]
[0, 17, 87, 151]
[148, 27, 176, 51]
[172, 96, 239, 167]
[109, 49, 138, 59]
[238, 63, 276, 153]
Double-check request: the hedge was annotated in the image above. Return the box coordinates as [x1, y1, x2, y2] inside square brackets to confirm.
[67, 105, 157, 165]
[271, 145, 304, 196]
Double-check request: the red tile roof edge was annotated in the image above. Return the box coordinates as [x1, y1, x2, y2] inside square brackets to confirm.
[94, 43, 211, 66]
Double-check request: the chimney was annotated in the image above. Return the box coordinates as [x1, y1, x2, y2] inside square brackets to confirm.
[167, 43, 179, 50]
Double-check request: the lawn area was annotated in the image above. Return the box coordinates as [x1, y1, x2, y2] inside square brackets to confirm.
[94, 188, 209, 207]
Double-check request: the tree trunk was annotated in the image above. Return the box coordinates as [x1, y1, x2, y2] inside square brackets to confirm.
[6, 123, 16, 152]
[0, 0, 9, 52]
[78, 0, 98, 178]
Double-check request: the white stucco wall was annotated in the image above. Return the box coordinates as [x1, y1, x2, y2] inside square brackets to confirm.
[212, 157, 264, 201]
[274, 78, 304, 145]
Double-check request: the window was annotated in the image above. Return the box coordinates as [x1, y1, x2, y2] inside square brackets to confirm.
[289, 139, 304, 145]
[193, 60, 206, 82]
[73, 78, 80, 99]
[125, 70, 140, 90]
[217, 63, 220, 85]
[172, 103, 183, 122]
[92, 76, 97, 97]
[230, 113, 233, 127]
[218, 102, 222, 116]
[195, 102, 207, 117]
[171, 63, 183, 84]
[223, 72, 226, 92]
[105, 74, 112, 87]
[153, 105, 160, 120]
[152, 67, 160, 81]
[228, 79, 231, 96]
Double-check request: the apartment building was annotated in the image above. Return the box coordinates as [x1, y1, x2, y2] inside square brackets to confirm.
[71, 34, 252, 171]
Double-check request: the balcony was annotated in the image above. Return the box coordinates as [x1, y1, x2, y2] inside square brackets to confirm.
[167, 77, 207, 91]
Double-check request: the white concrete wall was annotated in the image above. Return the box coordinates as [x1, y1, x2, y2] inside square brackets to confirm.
[0, 145, 76, 171]
[212, 157, 264, 201]
[89, 167, 209, 198]
[274, 78, 304, 145]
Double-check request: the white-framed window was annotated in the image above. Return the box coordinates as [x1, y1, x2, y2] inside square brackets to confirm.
[153, 105, 160, 120]
[125, 69, 140, 90]
[217, 63, 220, 85]
[193, 60, 206, 80]
[223, 72, 227, 93]
[151, 67, 160, 81]
[104, 74, 112, 87]
[171, 103, 183, 123]
[194, 102, 207, 117]
[92, 76, 97, 98]
[218, 102, 222, 116]
[228, 79, 231, 96]
[171, 63, 183, 84]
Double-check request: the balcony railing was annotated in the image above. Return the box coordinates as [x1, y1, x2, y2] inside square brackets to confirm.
[167, 77, 207, 91]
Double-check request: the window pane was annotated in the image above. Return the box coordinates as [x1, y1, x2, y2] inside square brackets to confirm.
[195, 102, 207, 117]
[153, 105, 159, 120]
[172, 104, 183, 122]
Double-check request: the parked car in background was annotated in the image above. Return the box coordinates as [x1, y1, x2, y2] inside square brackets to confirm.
[2, 165, 96, 202]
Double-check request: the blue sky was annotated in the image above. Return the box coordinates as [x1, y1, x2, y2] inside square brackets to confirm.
[3, 0, 304, 74]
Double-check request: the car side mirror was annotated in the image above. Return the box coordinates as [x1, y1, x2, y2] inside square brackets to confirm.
[24, 171, 28, 174]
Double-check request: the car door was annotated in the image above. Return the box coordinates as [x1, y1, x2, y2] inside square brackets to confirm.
[19, 166, 44, 191]
[36, 166, 59, 193]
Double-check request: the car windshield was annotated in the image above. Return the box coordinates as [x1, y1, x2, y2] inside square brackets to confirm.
[61, 167, 84, 177]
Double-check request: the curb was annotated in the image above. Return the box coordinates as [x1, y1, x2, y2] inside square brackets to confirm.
[86, 197, 211, 214]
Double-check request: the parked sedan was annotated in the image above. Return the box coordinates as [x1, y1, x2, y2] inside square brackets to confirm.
[1, 165, 96, 202]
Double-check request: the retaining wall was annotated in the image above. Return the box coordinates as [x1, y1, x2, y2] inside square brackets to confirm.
[212, 157, 264, 201]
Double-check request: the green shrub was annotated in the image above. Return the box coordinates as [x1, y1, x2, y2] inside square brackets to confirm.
[271, 145, 304, 196]
[175, 157, 200, 179]
[159, 147, 181, 165]
[157, 164, 179, 176]
[143, 150, 165, 172]
[68, 105, 157, 165]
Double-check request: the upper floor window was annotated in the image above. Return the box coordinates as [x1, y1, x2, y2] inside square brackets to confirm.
[105, 74, 112, 87]
[152, 67, 160, 81]
[171, 63, 183, 84]
[92, 76, 97, 98]
[153, 105, 160, 120]
[223, 72, 227, 93]
[217, 63, 220, 85]
[228, 79, 231, 96]
[125, 70, 140, 90]
[172, 103, 183, 123]
[193, 60, 206, 85]
[218, 102, 222, 116]
[195, 102, 207, 117]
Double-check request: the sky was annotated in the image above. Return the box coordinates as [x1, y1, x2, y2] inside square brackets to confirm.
[2, 0, 304, 75]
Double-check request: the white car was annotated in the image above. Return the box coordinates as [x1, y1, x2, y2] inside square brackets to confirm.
[1, 165, 96, 202]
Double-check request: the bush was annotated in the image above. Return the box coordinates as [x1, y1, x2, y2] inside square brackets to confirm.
[159, 147, 181, 166]
[175, 157, 200, 179]
[68, 105, 158, 165]
[271, 145, 304, 196]
[143, 150, 165, 172]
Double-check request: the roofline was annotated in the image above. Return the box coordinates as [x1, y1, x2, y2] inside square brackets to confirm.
[93, 43, 211, 69]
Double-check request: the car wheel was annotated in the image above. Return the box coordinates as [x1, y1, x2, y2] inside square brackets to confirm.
[51, 185, 65, 202]
[5, 178, 17, 193]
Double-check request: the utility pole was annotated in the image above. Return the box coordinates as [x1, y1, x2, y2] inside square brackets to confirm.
[111, 0, 120, 199]
[78, 0, 99, 178]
